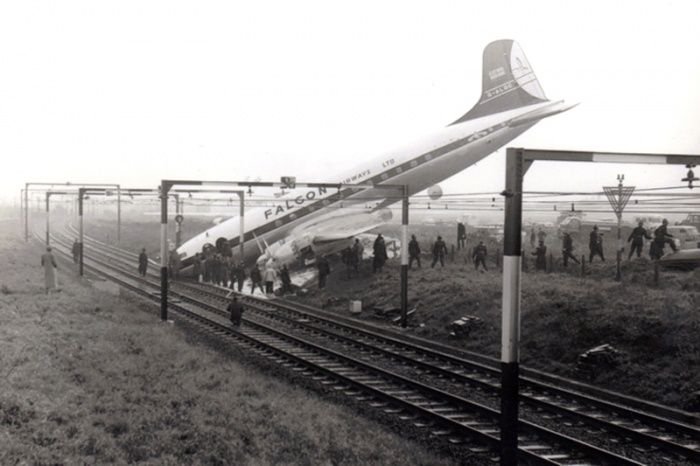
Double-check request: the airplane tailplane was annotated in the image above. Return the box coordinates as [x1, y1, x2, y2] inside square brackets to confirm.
[451, 39, 548, 124]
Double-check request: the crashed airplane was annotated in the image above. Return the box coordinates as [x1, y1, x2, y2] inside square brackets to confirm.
[177, 39, 575, 268]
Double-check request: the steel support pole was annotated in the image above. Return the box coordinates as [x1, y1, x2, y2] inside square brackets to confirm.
[238, 192, 245, 260]
[400, 186, 409, 328]
[19, 189, 24, 236]
[45, 193, 50, 246]
[174, 194, 181, 248]
[24, 184, 29, 242]
[79, 189, 85, 276]
[160, 184, 170, 321]
[615, 181, 622, 281]
[501, 148, 523, 466]
[117, 185, 121, 244]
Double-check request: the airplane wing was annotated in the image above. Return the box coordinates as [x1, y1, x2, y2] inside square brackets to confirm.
[291, 208, 392, 238]
[312, 222, 387, 244]
[259, 208, 393, 267]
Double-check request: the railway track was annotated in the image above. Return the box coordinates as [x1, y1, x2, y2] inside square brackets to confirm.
[45, 224, 700, 465]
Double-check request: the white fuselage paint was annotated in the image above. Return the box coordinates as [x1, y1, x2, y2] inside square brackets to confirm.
[178, 101, 564, 265]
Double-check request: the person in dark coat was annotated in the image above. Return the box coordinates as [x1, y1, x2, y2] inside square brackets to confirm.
[651, 218, 678, 260]
[236, 262, 246, 292]
[457, 222, 466, 250]
[431, 236, 447, 268]
[192, 253, 202, 281]
[228, 258, 237, 289]
[628, 221, 652, 260]
[533, 240, 547, 271]
[589, 226, 605, 262]
[227, 295, 244, 327]
[72, 239, 80, 264]
[138, 248, 148, 277]
[317, 256, 331, 289]
[372, 234, 387, 273]
[280, 265, 292, 295]
[408, 234, 421, 269]
[249, 264, 264, 294]
[352, 238, 364, 273]
[562, 232, 580, 267]
[203, 254, 212, 283]
[472, 241, 488, 271]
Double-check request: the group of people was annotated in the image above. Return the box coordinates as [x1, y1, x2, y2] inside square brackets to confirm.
[407, 233, 488, 272]
[135, 246, 295, 296]
[340, 238, 365, 277]
[540, 218, 680, 272]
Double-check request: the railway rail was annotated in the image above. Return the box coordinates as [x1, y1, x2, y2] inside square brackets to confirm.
[41, 223, 700, 465]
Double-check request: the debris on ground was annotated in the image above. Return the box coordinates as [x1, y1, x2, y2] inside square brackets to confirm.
[576, 343, 625, 378]
[448, 316, 483, 338]
[373, 304, 418, 325]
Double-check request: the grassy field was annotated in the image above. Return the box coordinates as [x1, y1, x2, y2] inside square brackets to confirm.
[0, 220, 461, 465]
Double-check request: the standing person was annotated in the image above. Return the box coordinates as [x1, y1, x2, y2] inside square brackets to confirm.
[589, 226, 605, 262]
[537, 228, 547, 245]
[342, 247, 354, 278]
[138, 248, 148, 277]
[533, 240, 547, 271]
[352, 238, 364, 273]
[280, 265, 292, 295]
[529, 227, 536, 249]
[227, 295, 244, 328]
[472, 241, 488, 271]
[192, 253, 202, 282]
[263, 265, 277, 294]
[651, 218, 678, 259]
[227, 258, 237, 289]
[249, 264, 264, 294]
[71, 239, 80, 264]
[169, 250, 181, 280]
[41, 247, 58, 293]
[457, 222, 467, 250]
[373, 234, 387, 273]
[431, 236, 448, 268]
[203, 254, 212, 283]
[408, 234, 421, 269]
[562, 232, 580, 267]
[317, 256, 331, 289]
[236, 262, 246, 293]
[628, 221, 652, 260]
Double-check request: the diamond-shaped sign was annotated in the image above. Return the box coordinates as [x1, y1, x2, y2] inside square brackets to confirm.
[603, 186, 635, 217]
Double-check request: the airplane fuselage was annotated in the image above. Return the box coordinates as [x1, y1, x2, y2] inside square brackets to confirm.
[177, 100, 568, 266]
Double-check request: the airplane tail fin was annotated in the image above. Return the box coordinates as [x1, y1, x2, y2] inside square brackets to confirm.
[451, 40, 548, 124]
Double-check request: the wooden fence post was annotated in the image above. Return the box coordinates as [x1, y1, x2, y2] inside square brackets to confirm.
[654, 261, 660, 286]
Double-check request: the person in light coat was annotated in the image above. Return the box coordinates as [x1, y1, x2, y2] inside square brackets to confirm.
[263, 265, 277, 294]
[41, 247, 58, 293]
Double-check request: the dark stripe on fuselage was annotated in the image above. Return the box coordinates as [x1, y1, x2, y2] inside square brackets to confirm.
[224, 119, 510, 250]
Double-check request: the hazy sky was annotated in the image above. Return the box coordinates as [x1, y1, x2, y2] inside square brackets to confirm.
[2, 0, 700, 205]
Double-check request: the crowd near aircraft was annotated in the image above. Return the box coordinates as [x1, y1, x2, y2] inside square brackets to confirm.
[177, 39, 575, 269]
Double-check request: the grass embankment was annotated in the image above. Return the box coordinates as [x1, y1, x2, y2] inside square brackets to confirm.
[0, 221, 457, 465]
[302, 225, 700, 412]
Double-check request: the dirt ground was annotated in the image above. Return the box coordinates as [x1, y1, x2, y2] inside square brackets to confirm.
[0, 219, 459, 465]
